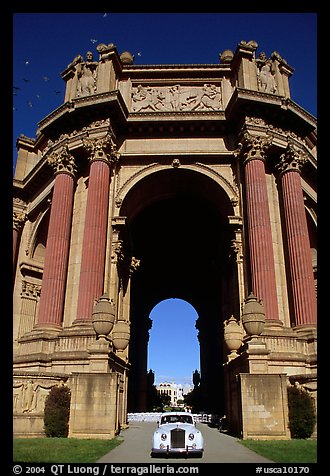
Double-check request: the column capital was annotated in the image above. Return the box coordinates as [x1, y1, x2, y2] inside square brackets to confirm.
[237, 131, 273, 164]
[48, 145, 77, 178]
[276, 141, 308, 176]
[13, 211, 27, 232]
[82, 132, 119, 166]
[21, 280, 41, 299]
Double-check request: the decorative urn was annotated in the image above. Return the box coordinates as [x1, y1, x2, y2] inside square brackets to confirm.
[120, 51, 134, 64]
[92, 294, 115, 340]
[112, 320, 130, 351]
[223, 315, 244, 357]
[241, 292, 266, 337]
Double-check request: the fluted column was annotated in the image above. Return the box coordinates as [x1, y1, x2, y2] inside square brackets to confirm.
[276, 143, 317, 326]
[75, 133, 117, 321]
[240, 132, 279, 321]
[37, 146, 77, 327]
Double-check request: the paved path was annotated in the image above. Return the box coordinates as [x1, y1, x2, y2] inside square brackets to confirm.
[98, 422, 273, 464]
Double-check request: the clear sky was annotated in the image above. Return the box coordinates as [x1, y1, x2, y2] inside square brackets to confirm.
[148, 299, 200, 385]
[13, 12, 317, 385]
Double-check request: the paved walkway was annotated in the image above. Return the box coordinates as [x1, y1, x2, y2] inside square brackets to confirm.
[98, 422, 273, 464]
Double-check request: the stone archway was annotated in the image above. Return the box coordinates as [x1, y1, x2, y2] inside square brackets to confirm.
[118, 167, 238, 414]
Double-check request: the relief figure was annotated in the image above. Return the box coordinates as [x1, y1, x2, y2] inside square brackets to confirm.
[132, 83, 222, 112]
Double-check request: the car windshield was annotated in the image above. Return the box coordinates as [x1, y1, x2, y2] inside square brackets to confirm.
[161, 414, 193, 425]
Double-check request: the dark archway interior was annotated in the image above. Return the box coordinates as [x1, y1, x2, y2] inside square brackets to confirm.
[120, 168, 238, 413]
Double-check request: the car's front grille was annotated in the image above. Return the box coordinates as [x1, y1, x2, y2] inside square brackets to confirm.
[170, 428, 185, 448]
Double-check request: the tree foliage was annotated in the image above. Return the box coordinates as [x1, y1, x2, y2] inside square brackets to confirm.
[44, 384, 71, 438]
[287, 385, 316, 439]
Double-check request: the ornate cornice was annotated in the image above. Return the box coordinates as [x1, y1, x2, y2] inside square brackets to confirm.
[47, 145, 77, 177]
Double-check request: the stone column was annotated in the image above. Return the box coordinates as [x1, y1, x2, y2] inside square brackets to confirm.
[240, 133, 279, 321]
[37, 146, 77, 328]
[276, 143, 317, 326]
[75, 133, 117, 321]
[13, 211, 27, 268]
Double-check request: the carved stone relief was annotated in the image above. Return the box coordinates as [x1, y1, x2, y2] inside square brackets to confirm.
[13, 378, 68, 414]
[132, 83, 222, 112]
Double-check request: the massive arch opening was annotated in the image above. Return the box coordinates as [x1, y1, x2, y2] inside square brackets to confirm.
[119, 167, 238, 414]
[148, 298, 200, 384]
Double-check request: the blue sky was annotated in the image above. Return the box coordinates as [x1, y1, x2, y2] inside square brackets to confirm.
[13, 12, 317, 385]
[148, 299, 200, 385]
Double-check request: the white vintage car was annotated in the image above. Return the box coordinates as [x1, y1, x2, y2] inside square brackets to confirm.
[151, 412, 204, 457]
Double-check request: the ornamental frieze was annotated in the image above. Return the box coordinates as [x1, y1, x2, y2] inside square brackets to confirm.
[132, 83, 222, 112]
[13, 378, 68, 414]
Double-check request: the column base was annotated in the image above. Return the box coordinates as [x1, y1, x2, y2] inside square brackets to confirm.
[264, 319, 284, 331]
[293, 324, 317, 336]
[71, 319, 94, 329]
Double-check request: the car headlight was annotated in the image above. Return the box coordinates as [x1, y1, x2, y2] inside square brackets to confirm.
[188, 433, 195, 441]
[161, 433, 167, 441]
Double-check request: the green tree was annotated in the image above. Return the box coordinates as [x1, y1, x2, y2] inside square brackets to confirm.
[44, 384, 71, 437]
[287, 385, 316, 439]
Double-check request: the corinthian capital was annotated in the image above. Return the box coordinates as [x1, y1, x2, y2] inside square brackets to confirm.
[13, 211, 27, 232]
[83, 133, 118, 166]
[276, 142, 308, 175]
[48, 145, 77, 177]
[238, 132, 273, 164]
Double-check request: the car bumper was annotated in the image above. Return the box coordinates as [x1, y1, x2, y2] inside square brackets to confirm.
[151, 447, 203, 457]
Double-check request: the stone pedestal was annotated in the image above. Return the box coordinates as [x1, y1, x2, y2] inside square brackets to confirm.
[88, 339, 112, 373]
[239, 373, 290, 439]
[241, 337, 270, 374]
[69, 372, 120, 439]
[224, 336, 290, 439]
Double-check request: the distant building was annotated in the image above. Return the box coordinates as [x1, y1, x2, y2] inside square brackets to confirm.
[156, 382, 193, 406]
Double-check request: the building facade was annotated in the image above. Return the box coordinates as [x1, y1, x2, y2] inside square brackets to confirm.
[156, 382, 193, 407]
[13, 40, 317, 439]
